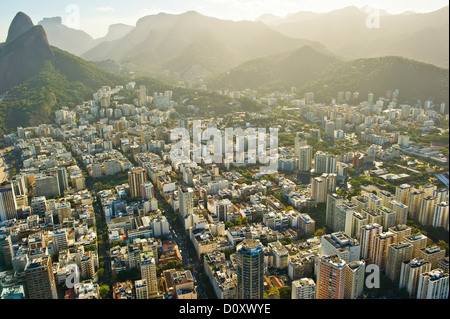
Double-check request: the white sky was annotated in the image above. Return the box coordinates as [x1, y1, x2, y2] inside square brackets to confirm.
[0, 0, 448, 40]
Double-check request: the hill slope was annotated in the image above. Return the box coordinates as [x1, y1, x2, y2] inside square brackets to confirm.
[301, 56, 449, 105]
[0, 13, 127, 133]
[0, 13, 54, 93]
[208, 46, 340, 90]
[208, 47, 449, 106]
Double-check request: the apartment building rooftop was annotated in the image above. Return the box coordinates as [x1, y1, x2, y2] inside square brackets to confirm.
[321, 255, 346, 268]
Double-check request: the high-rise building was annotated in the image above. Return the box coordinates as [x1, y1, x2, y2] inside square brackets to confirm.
[398, 135, 410, 148]
[139, 85, 147, 106]
[408, 190, 426, 220]
[417, 269, 449, 299]
[379, 191, 394, 208]
[434, 189, 449, 203]
[376, 206, 397, 230]
[352, 196, 369, 214]
[236, 239, 264, 299]
[401, 105, 411, 120]
[298, 145, 313, 172]
[418, 246, 446, 269]
[52, 230, 68, 252]
[359, 223, 383, 263]
[418, 196, 437, 226]
[386, 242, 413, 283]
[363, 208, 383, 226]
[326, 193, 343, 230]
[336, 162, 349, 184]
[305, 92, 314, 105]
[437, 257, 449, 273]
[128, 167, 147, 199]
[140, 251, 158, 297]
[0, 183, 17, 222]
[311, 129, 321, 140]
[364, 193, 382, 211]
[311, 176, 328, 204]
[177, 118, 189, 130]
[395, 184, 411, 205]
[25, 255, 58, 299]
[71, 172, 86, 192]
[17, 126, 25, 139]
[344, 260, 366, 299]
[325, 121, 335, 139]
[432, 202, 449, 230]
[135, 279, 148, 299]
[388, 225, 412, 243]
[316, 255, 346, 299]
[389, 200, 409, 226]
[182, 167, 194, 186]
[291, 278, 316, 299]
[33, 174, 60, 199]
[141, 182, 155, 200]
[0, 235, 13, 269]
[372, 231, 397, 270]
[268, 241, 289, 269]
[320, 232, 360, 263]
[179, 186, 194, 217]
[420, 184, 437, 197]
[11, 175, 27, 196]
[368, 93, 374, 104]
[298, 213, 316, 237]
[56, 167, 69, 194]
[80, 252, 95, 280]
[399, 258, 432, 297]
[164, 269, 197, 299]
[405, 233, 428, 259]
[350, 212, 368, 238]
[334, 204, 355, 234]
[314, 152, 337, 175]
[294, 135, 307, 156]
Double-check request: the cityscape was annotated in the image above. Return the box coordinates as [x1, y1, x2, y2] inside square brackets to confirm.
[0, 0, 449, 304]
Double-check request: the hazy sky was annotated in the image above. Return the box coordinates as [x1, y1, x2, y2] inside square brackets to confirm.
[0, 0, 448, 40]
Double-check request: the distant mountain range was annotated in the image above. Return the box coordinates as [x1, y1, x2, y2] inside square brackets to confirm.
[80, 11, 328, 79]
[38, 17, 134, 56]
[262, 6, 449, 68]
[32, 7, 449, 74]
[0, 12, 126, 133]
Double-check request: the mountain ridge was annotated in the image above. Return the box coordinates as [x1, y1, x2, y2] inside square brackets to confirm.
[208, 47, 449, 106]
[81, 10, 329, 78]
[6, 12, 34, 43]
[0, 12, 127, 133]
[270, 6, 449, 68]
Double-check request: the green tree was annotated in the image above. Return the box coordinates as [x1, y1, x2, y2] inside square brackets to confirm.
[162, 260, 182, 271]
[224, 249, 234, 260]
[99, 285, 110, 299]
[279, 286, 292, 299]
[225, 221, 234, 229]
[314, 228, 326, 237]
[280, 236, 292, 245]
